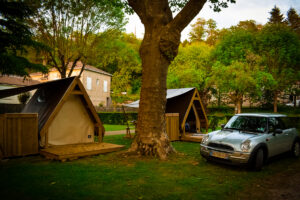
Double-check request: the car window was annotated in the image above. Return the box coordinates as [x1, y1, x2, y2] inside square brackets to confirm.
[280, 117, 292, 129]
[268, 117, 286, 132]
[225, 116, 267, 133]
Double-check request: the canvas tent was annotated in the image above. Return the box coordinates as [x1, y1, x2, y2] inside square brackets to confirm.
[0, 77, 123, 160]
[126, 88, 208, 142]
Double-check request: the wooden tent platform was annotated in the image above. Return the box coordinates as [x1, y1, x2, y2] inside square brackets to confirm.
[181, 133, 205, 143]
[40, 143, 124, 161]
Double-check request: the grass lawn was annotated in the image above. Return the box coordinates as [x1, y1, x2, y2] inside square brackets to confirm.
[1, 135, 299, 200]
[103, 124, 135, 131]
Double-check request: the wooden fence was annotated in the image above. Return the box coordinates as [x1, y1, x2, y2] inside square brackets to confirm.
[0, 104, 25, 114]
[165, 113, 180, 141]
[0, 113, 38, 158]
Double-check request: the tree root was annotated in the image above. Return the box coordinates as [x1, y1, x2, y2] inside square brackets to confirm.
[128, 133, 176, 160]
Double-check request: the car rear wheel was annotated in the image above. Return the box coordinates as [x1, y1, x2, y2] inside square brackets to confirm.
[292, 141, 300, 158]
[253, 148, 264, 171]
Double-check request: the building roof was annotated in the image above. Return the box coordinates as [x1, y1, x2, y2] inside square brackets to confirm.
[0, 75, 40, 86]
[30, 61, 112, 77]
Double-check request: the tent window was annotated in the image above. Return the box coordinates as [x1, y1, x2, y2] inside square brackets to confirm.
[103, 80, 108, 92]
[37, 90, 46, 103]
[87, 77, 92, 90]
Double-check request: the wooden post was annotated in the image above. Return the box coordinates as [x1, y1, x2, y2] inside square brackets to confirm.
[122, 106, 132, 138]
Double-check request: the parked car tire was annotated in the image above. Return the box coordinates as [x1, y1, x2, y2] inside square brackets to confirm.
[253, 148, 264, 171]
[292, 141, 300, 158]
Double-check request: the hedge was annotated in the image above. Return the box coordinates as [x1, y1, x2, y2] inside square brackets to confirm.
[207, 106, 300, 115]
[98, 112, 300, 131]
[98, 112, 138, 125]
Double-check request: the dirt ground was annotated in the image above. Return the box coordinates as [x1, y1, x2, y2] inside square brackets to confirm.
[235, 158, 300, 200]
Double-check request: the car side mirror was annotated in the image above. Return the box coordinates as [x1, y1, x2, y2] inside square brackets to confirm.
[221, 124, 225, 129]
[275, 129, 283, 134]
[273, 129, 283, 136]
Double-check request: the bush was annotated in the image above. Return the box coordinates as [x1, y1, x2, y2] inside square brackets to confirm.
[17, 92, 31, 104]
[98, 112, 138, 125]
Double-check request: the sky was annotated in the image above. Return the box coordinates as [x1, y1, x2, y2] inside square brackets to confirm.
[125, 0, 300, 41]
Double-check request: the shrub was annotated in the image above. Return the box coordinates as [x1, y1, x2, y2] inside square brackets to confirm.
[98, 112, 138, 125]
[17, 92, 31, 104]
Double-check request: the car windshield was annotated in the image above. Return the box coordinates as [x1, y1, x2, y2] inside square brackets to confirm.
[224, 116, 267, 133]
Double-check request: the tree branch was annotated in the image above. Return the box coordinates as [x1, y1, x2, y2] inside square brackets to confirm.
[128, 0, 147, 23]
[169, 0, 207, 33]
[78, 62, 86, 78]
[68, 56, 81, 77]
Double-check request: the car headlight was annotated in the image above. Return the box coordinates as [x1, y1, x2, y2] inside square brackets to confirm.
[240, 140, 251, 152]
[202, 134, 209, 144]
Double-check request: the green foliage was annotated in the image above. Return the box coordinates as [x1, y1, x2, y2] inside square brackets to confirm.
[98, 112, 138, 125]
[17, 92, 31, 104]
[210, 61, 260, 97]
[168, 42, 213, 90]
[213, 29, 257, 65]
[287, 8, 300, 35]
[188, 18, 219, 45]
[268, 6, 285, 24]
[86, 31, 141, 96]
[30, 0, 126, 77]
[0, 0, 47, 76]
[257, 24, 300, 91]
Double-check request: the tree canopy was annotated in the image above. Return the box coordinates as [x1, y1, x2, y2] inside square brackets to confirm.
[30, 0, 126, 78]
[0, 0, 47, 76]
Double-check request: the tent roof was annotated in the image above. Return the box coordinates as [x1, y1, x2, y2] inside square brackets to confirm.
[0, 77, 101, 132]
[125, 88, 195, 108]
[125, 87, 208, 130]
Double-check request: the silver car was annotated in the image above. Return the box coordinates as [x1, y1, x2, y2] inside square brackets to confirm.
[200, 113, 300, 170]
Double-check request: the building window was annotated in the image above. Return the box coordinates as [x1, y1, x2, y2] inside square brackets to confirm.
[103, 80, 108, 92]
[96, 79, 100, 85]
[87, 77, 92, 90]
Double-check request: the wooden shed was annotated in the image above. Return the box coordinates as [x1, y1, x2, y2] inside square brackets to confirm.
[0, 77, 123, 160]
[126, 88, 208, 142]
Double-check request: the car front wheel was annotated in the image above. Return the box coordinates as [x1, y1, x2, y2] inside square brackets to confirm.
[292, 141, 300, 158]
[253, 148, 264, 171]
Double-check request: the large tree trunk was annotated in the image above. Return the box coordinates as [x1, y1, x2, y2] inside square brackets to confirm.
[128, 0, 206, 159]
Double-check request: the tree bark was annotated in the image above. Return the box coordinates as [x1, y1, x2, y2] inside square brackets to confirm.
[274, 91, 278, 113]
[234, 93, 243, 114]
[128, 0, 207, 159]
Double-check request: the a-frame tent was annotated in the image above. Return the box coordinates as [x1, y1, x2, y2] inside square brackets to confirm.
[0, 77, 123, 160]
[126, 88, 208, 142]
[21, 76, 103, 147]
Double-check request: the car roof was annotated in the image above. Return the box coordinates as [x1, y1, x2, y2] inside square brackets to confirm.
[235, 113, 287, 117]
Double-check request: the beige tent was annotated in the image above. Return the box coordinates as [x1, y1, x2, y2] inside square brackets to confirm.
[0, 77, 123, 161]
[20, 77, 104, 148]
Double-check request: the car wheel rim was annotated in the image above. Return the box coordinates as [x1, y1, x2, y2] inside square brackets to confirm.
[294, 143, 300, 157]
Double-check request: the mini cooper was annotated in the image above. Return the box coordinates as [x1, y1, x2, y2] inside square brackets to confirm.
[200, 113, 300, 170]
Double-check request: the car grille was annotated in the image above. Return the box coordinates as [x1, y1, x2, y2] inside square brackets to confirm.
[208, 142, 234, 151]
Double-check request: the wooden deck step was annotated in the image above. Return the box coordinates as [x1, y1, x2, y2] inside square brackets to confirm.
[181, 134, 205, 143]
[40, 142, 124, 161]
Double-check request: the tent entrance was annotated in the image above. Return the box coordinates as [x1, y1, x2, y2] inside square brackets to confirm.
[184, 101, 201, 134]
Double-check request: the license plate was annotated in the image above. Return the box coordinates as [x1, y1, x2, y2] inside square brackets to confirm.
[210, 151, 228, 159]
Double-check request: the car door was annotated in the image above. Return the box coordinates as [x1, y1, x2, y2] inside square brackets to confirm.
[278, 117, 295, 151]
[267, 117, 290, 156]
